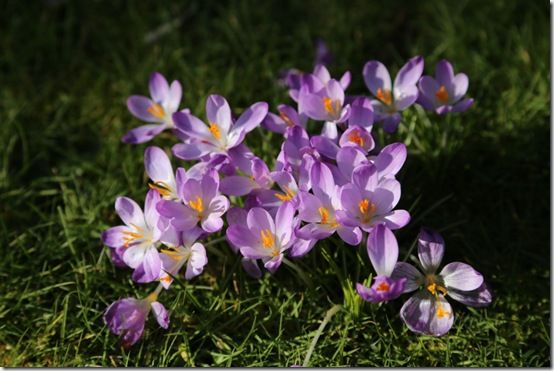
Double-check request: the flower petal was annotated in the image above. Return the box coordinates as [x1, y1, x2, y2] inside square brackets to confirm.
[172, 142, 214, 161]
[115, 196, 146, 229]
[122, 124, 165, 144]
[150, 301, 170, 329]
[394, 56, 424, 92]
[447, 282, 492, 307]
[366, 224, 398, 276]
[440, 262, 484, 291]
[391, 262, 423, 293]
[144, 146, 175, 185]
[417, 228, 445, 273]
[149, 72, 169, 104]
[232, 102, 269, 135]
[374, 142, 407, 178]
[127, 96, 161, 123]
[363, 61, 392, 97]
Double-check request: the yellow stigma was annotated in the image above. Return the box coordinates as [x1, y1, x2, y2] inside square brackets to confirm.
[279, 111, 295, 128]
[209, 122, 222, 140]
[348, 130, 365, 147]
[376, 88, 392, 106]
[358, 198, 377, 222]
[435, 85, 449, 104]
[426, 275, 448, 297]
[147, 103, 166, 119]
[148, 181, 172, 198]
[275, 186, 296, 202]
[318, 206, 339, 228]
[376, 281, 390, 292]
[160, 275, 172, 283]
[260, 229, 275, 249]
[188, 196, 204, 214]
[323, 96, 341, 116]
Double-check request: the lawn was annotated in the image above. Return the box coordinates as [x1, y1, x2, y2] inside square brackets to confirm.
[0, 0, 550, 367]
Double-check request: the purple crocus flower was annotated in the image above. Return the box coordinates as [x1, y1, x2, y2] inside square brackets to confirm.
[356, 224, 406, 302]
[172, 95, 268, 160]
[417, 59, 474, 114]
[338, 126, 375, 153]
[297, 162, 362, 245]
[262, 104, 307, 135]
[392, 228, 492, 336]
[336, 164, 410, 232]
[226, 203, 296, 273]
[144, 146, 185, 200]
[125, 72, 185, 144]
[347, 96, 374, 129]
[156, 170, 229, 233]
[219, 151, 273, 196]
[226, 207, 264, 278]
[314, 37, 332, 66]
[158, 227, 207, 288]
[104, 292, 169, 348]
[363, 56, 424, 133]
[101, 190, 163, 283]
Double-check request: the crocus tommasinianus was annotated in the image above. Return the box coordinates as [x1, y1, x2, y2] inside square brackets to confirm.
[262, 104, 308, 135]
[392, 228, 492, 336]
[125, 72, 185, 144]
[226, 203, 296, 273]
[363, 56, 423, 133]
[336, 164, 410, 232]
[156, 169, 229, 233]
[356, 224, 406, 302]
[417, 59, 474, 114]
[104, 291, 169, 348]
[158, 227, 207, 288]
[144, 146, 184, 200]
[172, 95, 268, 160]
[101, 190, 163, 283]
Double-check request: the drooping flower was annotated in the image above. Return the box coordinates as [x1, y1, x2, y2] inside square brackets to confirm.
[172, 95, 268, 160]
[124, 72, 185, 144]
[356, 224, 406, 302]
[156, 169, 229, 233]
[336, 163, 410, 232]
[101, 190, 163, 283]
[104, 291, 169, 348]
[392, 228, 492, 336]
[417, 59, 474, 114]
[226, 203, 296, 273]
[363, 56, 424, 133]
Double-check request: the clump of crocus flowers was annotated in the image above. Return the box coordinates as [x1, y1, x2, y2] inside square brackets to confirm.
[103, 42, 488, 347]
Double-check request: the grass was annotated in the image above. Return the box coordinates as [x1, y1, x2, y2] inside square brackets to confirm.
[0, 0, 550, 366]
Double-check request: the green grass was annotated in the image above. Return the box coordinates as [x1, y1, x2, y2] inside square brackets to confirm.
[0, 0, 549, 366]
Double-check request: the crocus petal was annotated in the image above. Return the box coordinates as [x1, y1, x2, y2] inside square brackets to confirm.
[262, 112, 287, 134]
[232, 102, 269, 135]
[115, 197, 146, 229]
[167, 81, 182, 113]
[381, 209, 411, 230]
[201, 170, 220, 202]
[123, 245, 147, 269]
[264, 254, 283, 274]
[363, 61, 392, 97]
[185, 242, 208, 279]
[242, 258, 262, 278]
[206, 95, 232, 135]
[451, 73, 469, 101]
[172, 142, 214, 161]
[336, 147, 368, 181]
[156, 200, 197, 231]
[374, 142, 407, 178]
[447, 282, 492, 308]
[381, 114, 401, 133]
[144, 189, 161, 232]
[394, 56, 424, 92]
[298, 192, 323, 223]
[417, 228, 445, 274]
[298, 92, 329, 121]
[122, 124, 165, 144]
[275, 202, 295, 247]
[288, 237, 317, 258]
[352, 164, 378, 191]
[144, 146, 174, 185]
[150, 301, 170, 329]
[373, 179, 400, 213]
[348, 99, 374, 128]
[393, 85, 419, 111]
[226, 224, 258, 249]
[428, 295, 454, 336]
[367, 224, 398, 277]
[132, 247, 162, 283]
[149, 72, 169, 104]
[418, 76, 440, 106]
[102, 226, 131, 248]
[172, 112, 212, 142]
[310, 135, 339, 159]
[452, 98, 474, 113]
[296, 223, 334, 240]
[321, 122, 338, 141]
[339, 71, 351, 90]
[440, 262, 484, 291]
[400, 291, 454, 335]
[220, 176, 256, 196]
[392, 262, 423, 293]
[127, 96, 161, 123]
[201, 215, 224, 233]
[336, 225, 362, 246]
[226, 206, 248, 226]
[313, 64, 331, 83]
[435, 59, 455, 88]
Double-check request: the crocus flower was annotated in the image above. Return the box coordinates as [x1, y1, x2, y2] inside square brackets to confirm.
[336, 164, 410, 232]
[158, 227, 207, 287]
[144, 146, 184, 200]
[156, 170, 229, 233]
[262, 104, 307, 135]
[363, 56, 423, 133]
[172, 95, 268, 160]
[417, 59, 474, 114]
[356, 224, 406, 302]
[226, 203, 296, 273]
[338, 126, 375, 153]
[347, 96, 374, 129]
[101, 190, 163, 283]
[314, 37, 332, 66]
[104, 291, 169, 348]
[125, 72, 185, 144]
[220, 151, 273, 196]
[226, 207, 264, 278]
[392, 228, 492, 336]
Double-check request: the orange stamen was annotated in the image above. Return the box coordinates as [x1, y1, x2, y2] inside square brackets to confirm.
[147, 103, 166, 119]
[209, 122, 222, 140]
[435, 85, 449, 104]
[358, 198, 377, 223]
[148, 181, 172, 198]
[347, 130, 365, 147]
[275, 186, 296, 202]
[188, 196, 204, 214]
[376, 281, 390, 292]
[323, 97, 341, 116]
[260, 229, 275, 249]
[279, 111, 295, 128]
[376, 88, 392, 106]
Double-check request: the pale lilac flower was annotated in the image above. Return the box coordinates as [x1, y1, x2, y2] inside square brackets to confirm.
[336, 164, 410, 232]
[417, 59, 474, 114]
[156, 170, 229, 233]
[172, 95, 268, 160]
[144, 146, 184, 200]
[356, 224, 406, 302]
[101, 190, 163, 283]
[392, 228, 492, 336]
[104, 292, 169, 348]
[226, 203, 296, 273]
[262, 104, 307, 135]
[158, 227, 207, 288]
[338, 126, 375, 153]
[124, 72, 185, 143]
[363, 56, 424, 133]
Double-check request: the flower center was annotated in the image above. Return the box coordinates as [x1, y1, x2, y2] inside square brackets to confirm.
[188, 196, 204, 215]
[435, 85, 449, 104]
[376, 88, 392, 106]
[358, 198, 377, 223]
[260, 229, 275, 249]
[275, 186, 296, 202]
[148, 180, 173, 198]
[147, 103, 166, 119]
[318, 206, 339, 228]
[425, 275, 448, 296]
[375, 281, 390, 292]
[279, 111, 295, 127]
[347, 130, 365, 147]
[323, 96, 341, 117]
[209, 122, 222, 140]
